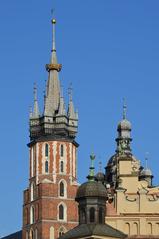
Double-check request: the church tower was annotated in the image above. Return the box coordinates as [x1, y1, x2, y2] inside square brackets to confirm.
[22, 19, 79, 239]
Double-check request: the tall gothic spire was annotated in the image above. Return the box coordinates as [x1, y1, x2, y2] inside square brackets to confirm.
[44, 19, 62, 116]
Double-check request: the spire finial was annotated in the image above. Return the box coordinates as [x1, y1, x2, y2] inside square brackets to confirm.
[87, 153, 95, 181]
[145, 152, 149, 169]
[34, 82, 37, 101]
[123, 98, 127, 120]
[99, 161, 102, 172]
[68, 83, 73, 101]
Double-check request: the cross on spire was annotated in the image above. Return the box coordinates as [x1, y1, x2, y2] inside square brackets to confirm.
[123, 98, 127, 120]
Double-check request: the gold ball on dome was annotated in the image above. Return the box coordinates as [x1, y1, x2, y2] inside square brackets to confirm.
[52, 19, 56, 24]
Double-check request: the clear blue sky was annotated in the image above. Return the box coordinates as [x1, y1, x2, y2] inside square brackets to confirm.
[1, 0, 159, 236]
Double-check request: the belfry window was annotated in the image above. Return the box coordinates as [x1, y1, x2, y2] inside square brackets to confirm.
[30, 206, 35, 224]
[90, 207, 95, 223]
[60, 182, 64, 197]
[45, 161, 49, 173]
[59, 204, 64, 220]
[45, 144, 49, 157]
[60, 145, 64, 157]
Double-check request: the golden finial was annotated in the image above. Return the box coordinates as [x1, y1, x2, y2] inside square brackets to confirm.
[52, 19, 56, 24]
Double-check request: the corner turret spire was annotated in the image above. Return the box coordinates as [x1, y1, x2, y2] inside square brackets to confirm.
[31, 83, 40, 118]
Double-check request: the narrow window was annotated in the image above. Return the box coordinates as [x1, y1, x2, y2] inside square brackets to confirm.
[60, 182, 64, 197]
[80, 208, 86, 224]
[45, 144, 49, 157]
[30, 206, 35, 224]
[45, 161, 49, 173]
[59, 229, 65, 237]
[60, 161, 64, 173]
[90, 207, 95, 223]
[60, 145, 64, 157]
[59, 204, 64, 220]
[99, 207, 103, 224]
[31, 230, 34, 239]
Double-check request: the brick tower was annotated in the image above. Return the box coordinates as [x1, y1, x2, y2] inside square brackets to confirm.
[22, 19, 79, 239]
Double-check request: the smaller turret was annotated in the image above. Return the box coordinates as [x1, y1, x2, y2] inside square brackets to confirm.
[116, 100, 132, 156]
[139, 155, 153, 187]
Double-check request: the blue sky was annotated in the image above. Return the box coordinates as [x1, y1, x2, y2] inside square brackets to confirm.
[1, 0, 159, 236]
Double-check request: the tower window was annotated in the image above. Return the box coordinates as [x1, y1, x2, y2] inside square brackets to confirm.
[60, 161, 64, 173]
[80, 208, 86, 224]
[45, 144, 49, 157]
[90, 207, 95, 223]
[45, 161, 49, 173]
[60, 145, 64, 157]
[60, 182, 64, 197]
[30, 206, 35, 224]
[59, 204, 64, 220]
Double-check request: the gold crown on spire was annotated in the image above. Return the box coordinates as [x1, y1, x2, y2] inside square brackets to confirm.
[52, 19, 56, 24]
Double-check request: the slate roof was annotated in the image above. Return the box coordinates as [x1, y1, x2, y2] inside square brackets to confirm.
[59, 223, 127, 239]
[1, 231, 22, 239]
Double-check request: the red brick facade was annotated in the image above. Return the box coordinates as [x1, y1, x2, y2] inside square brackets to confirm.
[22, 140, 79, 239]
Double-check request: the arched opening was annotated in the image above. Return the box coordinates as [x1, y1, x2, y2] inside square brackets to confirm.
[45, 144, 49, 157]
[60, 145, 64, 157]
[50, 226, 54, 239]
[90, 207, 95, 223]
[45, 161, 49, 173]
[35, 229, 38, 239]
[132, 222, 138, 235]
[59, 204, 64, 220]
[31, 182, 35, 201]
[30, 229, 34, 239]
[99, 207, 103, 224]
[30, 206, 35, 224]
[147, 222, 153, 235]
[60, 182, 64, 197]
[59, 227, 66, 237]
[125, 223, 130, 235]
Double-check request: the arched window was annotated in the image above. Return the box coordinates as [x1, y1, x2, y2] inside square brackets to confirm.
[99, 207, 103, 224]
[35, 229, 38, 239]
[30, 206, 35, 224]
[60, 145, 64, 157]
[132, 222, 138, 235]
[30, 229, 34, 239]
[50, 226, 54, 239]
[45, 161, 49, 173]
[36, 203, 39, 220]
[90, 207, 95, 223]
[59, 204, 64, 220]
[147, 222, 152, 235]
[31, 182, 35, 201]
[125, 223, 130, 235]
[60, 161, 64, 173]
[60, 182, 64, 197]
[45, 144, 49, 157]
[59, 227, 66, 237]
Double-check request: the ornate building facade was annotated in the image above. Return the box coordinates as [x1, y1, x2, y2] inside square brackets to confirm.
[22, 19, 79, 239]
[103, 104, 159, 237]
